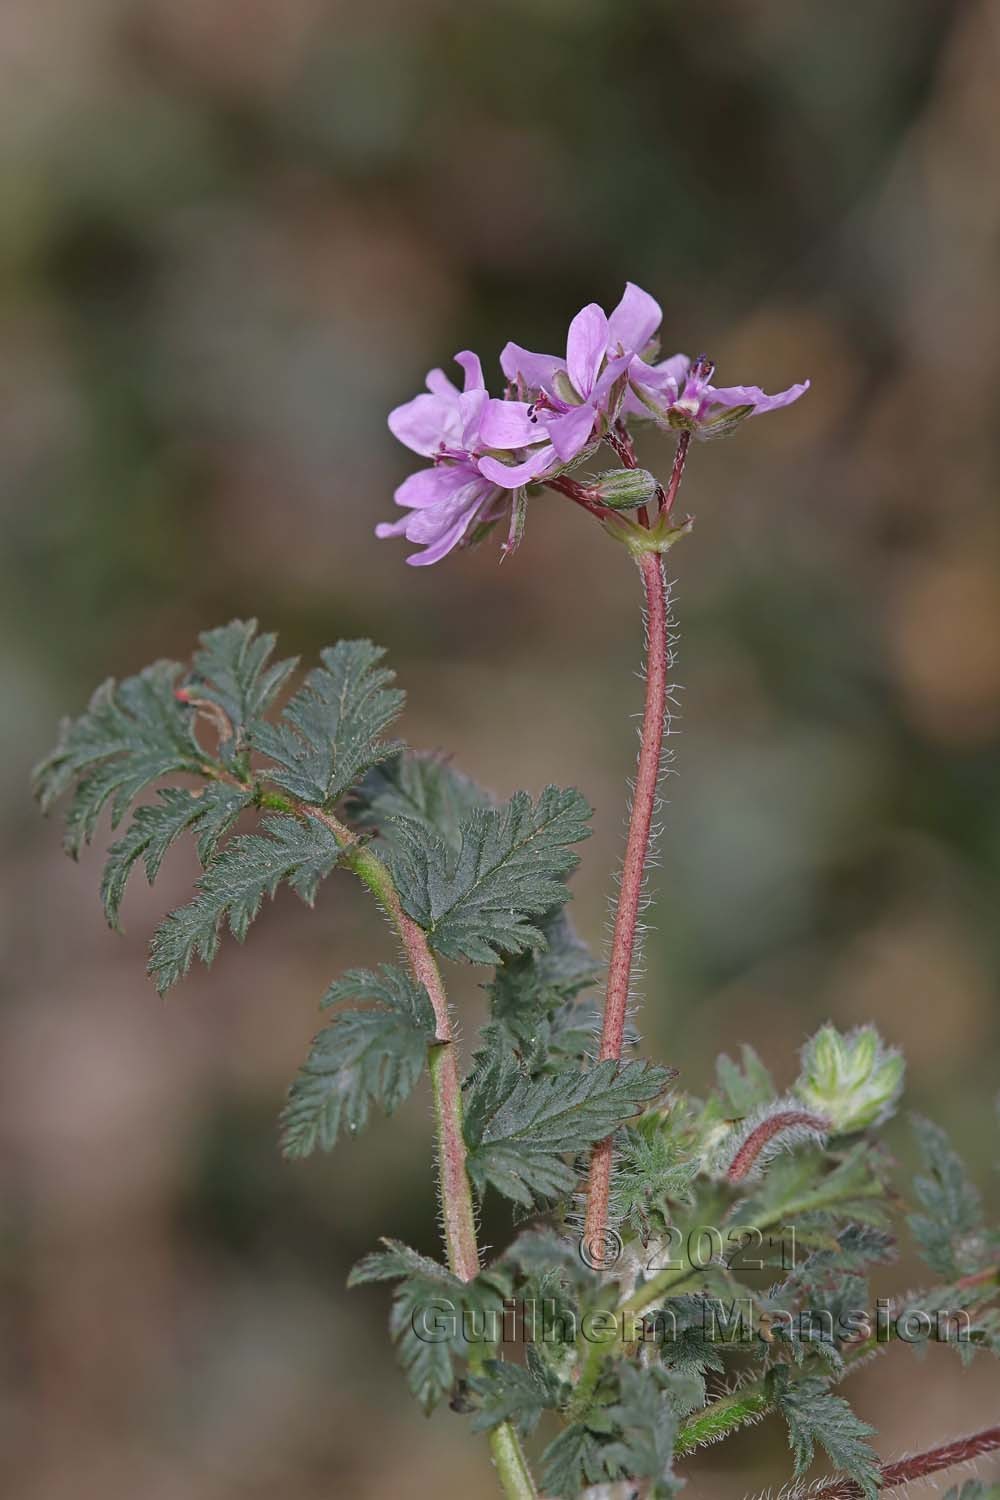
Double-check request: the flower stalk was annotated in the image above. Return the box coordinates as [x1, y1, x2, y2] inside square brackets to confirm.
[580, 431, 688, 1264]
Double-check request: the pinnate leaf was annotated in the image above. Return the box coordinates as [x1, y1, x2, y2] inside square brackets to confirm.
[390, 786, 592, 964]
[252, 640, 404, 806]
[348, 1239, 508, 1414]
[101, 783, 251, 927]
[463, 1055, 671, 1206]
[908, 1114, 985, 1277]
[33, 662, 205, 855]
[280, 966, 436, 1158]
[773, 1372, 879, 1498]
[186, 619, 297, 759]
[351, 750, 488, 852]
[149, 813, 345, 992]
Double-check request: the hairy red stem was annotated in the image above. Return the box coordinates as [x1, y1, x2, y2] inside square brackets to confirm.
[583, 547, 670, 1259]
[726, 1110, 830, 1183]
[811, 1425, 1000, 1499]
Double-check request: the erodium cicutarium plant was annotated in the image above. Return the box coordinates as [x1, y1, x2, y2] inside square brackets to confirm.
[35, 284, 1000, 1500]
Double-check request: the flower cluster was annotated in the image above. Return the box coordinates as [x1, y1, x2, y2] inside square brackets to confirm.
[379, 282, 809, 565]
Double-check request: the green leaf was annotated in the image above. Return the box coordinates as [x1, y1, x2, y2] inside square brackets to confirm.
[540, 1421, 608, 1499]
[464, 1056, 671, 1207]
[347, 1239, 508, 1414]
[252, 640, 404, 807]
[603, 1364, 680, 1497]
[390, 786, 592, 964]
[609, 1126, 697, 1241]
[715, 1044, 775, 1116]
[33, 662, 207, 855]
[101, 783, 252, 927]
[908, 1115, 984, 1278]
[773, 1372, 879, 1498]
[735, 1142, 893, 1231]
[280, 967, 436, 1157]
[945, 1482, 1000, 1500]
[350, 750, 488, 853]
[148, 813, 345, 992]
[187, 619, 297, 760]
[486, 907, 601, 1070]
[469, 1348, 562, 1436]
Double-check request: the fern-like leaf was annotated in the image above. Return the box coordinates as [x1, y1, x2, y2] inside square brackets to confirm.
[33, 662, 207, 855]
[463, 1056, 671, 1207]
[350, 750, 488, 852]
[280, 967, 436, 1157]
[101, 783, 251, 927]
[908, 1114, 985, 1278]
[148, 813, 345, 992]
[186, 619, 297, 760]
[252, 640, 404, 806]
[348, 1239, 508, 1414]
[390, 786, 592, 964]
[773, 1371, 880, 1498]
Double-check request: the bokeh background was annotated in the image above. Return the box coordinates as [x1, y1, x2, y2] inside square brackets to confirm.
[2, 1, 999, 1495]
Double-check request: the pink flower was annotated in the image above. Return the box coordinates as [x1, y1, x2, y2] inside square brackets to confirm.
[377, 353, 509, 566]
[632, 353, 810, 439]
[477, 283, 667, 490]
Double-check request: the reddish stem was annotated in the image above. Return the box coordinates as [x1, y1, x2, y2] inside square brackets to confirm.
[726, 1110, 830, 1183]
[583, 548, 671, 1260]
[811, 1425, 1000, 1499]
[663, 432, 691, 516]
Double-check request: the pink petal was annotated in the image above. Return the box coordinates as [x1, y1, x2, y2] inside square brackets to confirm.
[425, 367, 459, 397]
[454, 350, 485, 392]
[565, 303, 609, 398]
[393, 466, 466, 509]
[546, 403, 596, 463]
[606, 282, 661, 355]
[499, 341, 562, 392]
[708, 379, 810, 413]
[480, 398, 540, 449]
[478, 447, 556, 488]
[388, 392, 462, 456]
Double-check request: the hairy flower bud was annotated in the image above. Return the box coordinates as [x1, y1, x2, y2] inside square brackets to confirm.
[794, 1024, 904, 1133]
[588, 467, 659, 510]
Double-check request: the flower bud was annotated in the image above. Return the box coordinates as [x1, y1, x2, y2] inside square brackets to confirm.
[794, 1024, 904, 1133]
[588, 468, 659, 510]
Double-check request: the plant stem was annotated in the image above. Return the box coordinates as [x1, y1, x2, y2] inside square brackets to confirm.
[488, 1420, 541, 1500]
[206, 769, 538, 1497]
[809, 1425, 1000, 1499]
[337, 838, 538, 1496]
[583, 546, 671, 1261]
[345, 841, 482, 1281]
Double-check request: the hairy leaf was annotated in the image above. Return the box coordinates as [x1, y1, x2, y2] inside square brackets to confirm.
[908, 1115, 984, 1278]
[390, 786, 592, 964]
[149, 813, 345, 991]
[101, 783, 252, 927]
[33, 662, 207, 855]
[186, 619, 297, 760]
[252, 640, 404, 806]
[351, 750, 488, 853]
[609, 1126, 697, 1241]
[485, 907, 601, 1070]
[715, 1044, 775, 1116]
[348, 1239, 508, 1413]
[280, 967, 436, 1157]
[773, 1372, 879, 1497]
[469, 1347, 562, 1436]
[541, 1421, 609, 1499]
[735, 1142, 893, 1232]
[603, 1364, 680, 1498]
[464, 1056, 670, 1207]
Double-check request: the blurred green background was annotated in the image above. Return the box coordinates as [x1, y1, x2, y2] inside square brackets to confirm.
[2, 1, 998, 1495]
